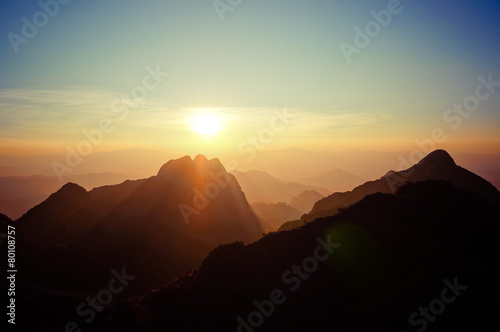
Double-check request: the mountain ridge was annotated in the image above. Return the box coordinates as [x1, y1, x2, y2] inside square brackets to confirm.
[279, 149, 500, 231]
[15, 155, 263, 294]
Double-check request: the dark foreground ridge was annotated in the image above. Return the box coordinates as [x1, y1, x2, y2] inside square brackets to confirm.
[16, 180, 500, 331]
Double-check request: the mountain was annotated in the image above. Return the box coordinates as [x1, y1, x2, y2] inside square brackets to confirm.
[251, 190, 325, 232]
[17, 180, 500, 331]
[251, 202, 303, 231]
[477, 168, 500, 191]
[299, 169, 365, 192]
[454, 152, 500, 189]
[233, 170, 330, 203]
[220, 148, 410, 181]
[0, 148, 174, 178]
[15, 155, 263, 294]
[0, 172, 129, 220]
[290, 189, 325, 212]
[0, 212, 12, 224]
[279, 150, 500, 231]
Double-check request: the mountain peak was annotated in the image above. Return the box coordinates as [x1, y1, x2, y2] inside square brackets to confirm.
[0, 213, 12, 224]
[157, 155, 227, 178]
[417, 149, 456, 168]
[383, 170, 397, 178]
[157, 155, 194, 177]
[206, 157, 226, 173]
[58, 182, 87, 195]
[193, 154, 208, 165]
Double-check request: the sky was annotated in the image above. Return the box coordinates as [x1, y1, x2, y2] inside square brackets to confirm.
[0, 0, 500, 159]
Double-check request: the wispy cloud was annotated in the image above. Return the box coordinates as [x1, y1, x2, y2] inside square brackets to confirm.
[0, 88, 394, 145]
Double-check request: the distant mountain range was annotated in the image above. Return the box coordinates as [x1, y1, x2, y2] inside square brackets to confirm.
[299, 168, 365, 192]
[251, 189, 325, 231]
[251, 202, 303, 231]
[280, 150, 500, 231]
[232, 170, 330, 203]
[0, 149, 173, 177]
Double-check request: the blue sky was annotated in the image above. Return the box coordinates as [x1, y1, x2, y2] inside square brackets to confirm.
[0, 0, 499, 155]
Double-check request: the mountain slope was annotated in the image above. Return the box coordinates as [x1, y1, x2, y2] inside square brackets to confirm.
[251, 190, 325, 232]
[0, 212, 12, 224]
[120, 180, 500, 331]
[17, 180, 500, 331]
[300, 168, 365, 192]
[251, 202, 304, 231]
[280, 150, 500, 231]
[0, 172, 129, 220]
[233, 170, 330, 203]
[290, 189, 325, 212]
[15, 155, 263, 294]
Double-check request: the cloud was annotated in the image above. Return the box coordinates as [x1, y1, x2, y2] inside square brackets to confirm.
[0, 88, 116, 139]
[267, 109, 394, 139]
[0, 88, 185, 140]
[0, 88, 394, 145]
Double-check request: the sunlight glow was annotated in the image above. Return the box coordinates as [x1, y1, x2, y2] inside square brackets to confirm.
[191, 112, 223, 136]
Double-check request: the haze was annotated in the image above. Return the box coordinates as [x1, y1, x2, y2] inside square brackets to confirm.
[1, 1, 500, 162]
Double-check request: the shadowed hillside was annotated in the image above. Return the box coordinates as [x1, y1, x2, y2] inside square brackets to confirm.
[15, 155, 263, 295]
[233, 170, 330, 203]
[15, 180, 500, 331]
[280, 150, 500, 231]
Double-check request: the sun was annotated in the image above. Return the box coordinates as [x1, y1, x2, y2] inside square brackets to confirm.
[191, 112, 223, 136]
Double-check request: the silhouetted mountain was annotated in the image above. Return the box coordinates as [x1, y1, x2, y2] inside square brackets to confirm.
[17, 180, 500, 331]
[479, 168, 500, 191]
[280, 149, 500, 231]
[300, 169, 365, 192]
[290, 189, 325, 213]
[0, 212, 12, 224]
[0, 148, 174, 178]
[233, 170, 330, 203]
[454, 152, 500, 189]
[17, 182, 90, 243]
[16, 155, 263, 295]
[251, 202, 303, 231]
[382, 170, 396, 178]
[0, 172, 129, 220]
[250, 190, 324, 232]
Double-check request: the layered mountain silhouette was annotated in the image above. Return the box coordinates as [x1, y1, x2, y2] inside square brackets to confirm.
[232, 170, 330, 203]
[299, 168, 365, 192]
[290, 189, 325, 212]
[251, 202, 303, 231]
[280, 149, 500, 231]
[17, 179, 500, 331]
[251, 190, 325, 231]
[479, 168, 500, 190]
[0, 212, 12, 224]
[15, 155, 263, 294]
[10, 149, 500, 331]
[0, 172, 129, 220]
